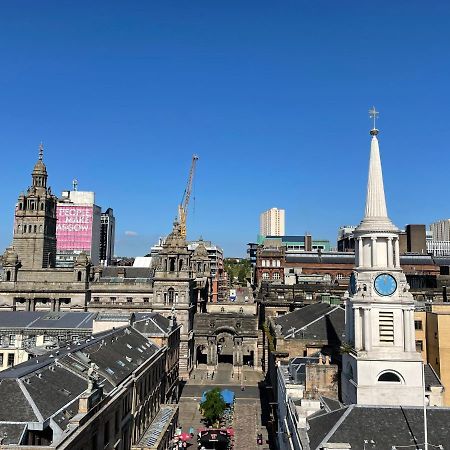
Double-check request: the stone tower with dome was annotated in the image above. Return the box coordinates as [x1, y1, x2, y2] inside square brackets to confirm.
[341, 111, 424, 406]
[11, 144, 58, 269]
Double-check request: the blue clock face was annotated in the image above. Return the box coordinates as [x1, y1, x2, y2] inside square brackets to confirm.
[374, 273, 397, 296]
[349, 272, 357, 294]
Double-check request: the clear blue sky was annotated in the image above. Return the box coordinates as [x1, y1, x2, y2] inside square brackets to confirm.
[1, 1, 449, 257]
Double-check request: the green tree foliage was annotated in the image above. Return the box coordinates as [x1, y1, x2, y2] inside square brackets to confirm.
[200, 388, 226, 426]
[224, 258, 251, 285]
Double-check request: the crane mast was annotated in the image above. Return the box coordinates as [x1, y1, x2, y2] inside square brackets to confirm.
[178, 154, 199, 239]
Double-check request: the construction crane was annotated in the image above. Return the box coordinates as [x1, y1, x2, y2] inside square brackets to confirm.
[178, 154, 199, 239]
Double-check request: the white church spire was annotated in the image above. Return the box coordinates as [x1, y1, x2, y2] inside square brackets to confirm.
[357, 107, 397, 232]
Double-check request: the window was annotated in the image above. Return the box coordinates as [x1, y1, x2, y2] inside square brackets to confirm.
[110, 297, 116, 303]
[43, 335, 52, 343]
[262, 272, 269, 280]
[414, 320, 423, 330]
[7, 353, 14, 367]
[143, 297, 149, 303]
[168, 288, 175, 304]
[416, 340, 423, 352]
[273, 272, 281, 280]
[379, 311, 394, 344]
[378, 371, 401, 382]
[126, 297, 132, 303]
[0, 353, 3, 366]
[0, 336, 3, 345]
[9, 335, 16, 346]
[93, 297, 100, 302]
[262, 260, 266, 267]
[277, 260, 280, 267]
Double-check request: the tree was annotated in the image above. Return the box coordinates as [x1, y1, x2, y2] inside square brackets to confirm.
[200, 388, 226, 426]
[238, 266, 247, 284]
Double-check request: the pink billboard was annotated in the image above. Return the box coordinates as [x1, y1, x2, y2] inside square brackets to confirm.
[56, 205, 93, 251]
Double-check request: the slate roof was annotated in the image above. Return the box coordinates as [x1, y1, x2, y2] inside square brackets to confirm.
[133, 313, 173, 336]
[100, 267, 153, 279]
[306, 405, 450, 450]
[424, 364, 443, 389]
[0, 423, 27, 445]
[0, 379, 37, 422]
[274, 303, 345, 344]
[0, 326, 162, 443]
[0, 311, 96, 330]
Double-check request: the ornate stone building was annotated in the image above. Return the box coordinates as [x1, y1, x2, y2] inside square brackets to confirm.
[193, 300, 261, 370]
[0, 148, 212, 379]
[12, 144, 57, 270]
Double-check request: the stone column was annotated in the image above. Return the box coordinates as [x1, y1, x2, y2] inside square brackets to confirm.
[363, 308, 372, 352]
[394, 238, 400, 268]
[403, 309, 411, 351]
[406, 309, 416, 352]
[354, 307, 362, 350]
[358, 238, 364, 267]
[371, 237, 377, 268]
[387, 238, 393, 268]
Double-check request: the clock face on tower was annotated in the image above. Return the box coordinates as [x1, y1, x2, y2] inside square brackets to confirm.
[374, 273, 397, 296]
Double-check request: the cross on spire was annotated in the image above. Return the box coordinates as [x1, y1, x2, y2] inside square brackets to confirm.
[38, 142, 44, 161]
[369, 106, 379, 131]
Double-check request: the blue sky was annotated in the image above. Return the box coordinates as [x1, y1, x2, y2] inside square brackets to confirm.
[1, 1, 449, 257]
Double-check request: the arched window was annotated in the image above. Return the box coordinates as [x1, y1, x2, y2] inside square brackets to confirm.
[77, 271, 82, 282]
[262, 272, 269, 280]
[28, 225, 32, 233]
[6, 271, 11, 281]
[34, 225, 37, 233]
[378, 371, 402, 382]
[179, 259, 183, 271]
[168, 288, 175, 304]
[169, 258, 175, 272]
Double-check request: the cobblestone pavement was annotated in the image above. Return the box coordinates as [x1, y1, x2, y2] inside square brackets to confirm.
[177, 363, 272, 449]
[233, 398, 269, 450]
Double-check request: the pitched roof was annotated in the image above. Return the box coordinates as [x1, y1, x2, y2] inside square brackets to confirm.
[0, 326, 161, 435]
[274, 303, 345, 344]
[0, 311, 96, 330]
[307, 405, 450, 450]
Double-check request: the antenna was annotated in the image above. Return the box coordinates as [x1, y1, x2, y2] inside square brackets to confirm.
[73, 178, 78, 191]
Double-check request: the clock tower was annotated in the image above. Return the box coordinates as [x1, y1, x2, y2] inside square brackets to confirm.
[341, 110, 424, 406]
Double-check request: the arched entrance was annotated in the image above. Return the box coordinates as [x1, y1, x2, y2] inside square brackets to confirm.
[217, 333, 234, 364]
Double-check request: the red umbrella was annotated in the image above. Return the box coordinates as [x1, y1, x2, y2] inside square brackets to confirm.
[179, 432, 191, 442]
[227, 428, 235, 437]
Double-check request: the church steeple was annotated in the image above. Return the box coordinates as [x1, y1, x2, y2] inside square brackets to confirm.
[357, 108, 396, 232]
[341, 109, 424, 407]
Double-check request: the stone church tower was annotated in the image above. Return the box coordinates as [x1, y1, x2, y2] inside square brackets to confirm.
[153, 220, 196, 378]
[12, 144, 58, 269]
[342, 119, 424, 406]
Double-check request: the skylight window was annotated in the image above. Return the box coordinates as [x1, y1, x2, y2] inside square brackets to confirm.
[105, 367, 115, 375]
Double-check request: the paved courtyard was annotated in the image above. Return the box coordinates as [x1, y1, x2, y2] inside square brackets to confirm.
[177, 363, 271, 449]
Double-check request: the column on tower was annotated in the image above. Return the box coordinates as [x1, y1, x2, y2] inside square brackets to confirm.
[371, 237, 377, 267]
[387, 237, 393, 268]
[363, 307, 372, 351]
[394, 239, 400, 268]
[354, 307, 362, 350]
[358, 237, 364, 267]
[403, 309, 416, 352]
